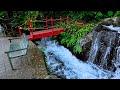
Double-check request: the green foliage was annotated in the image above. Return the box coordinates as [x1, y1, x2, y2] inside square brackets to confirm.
[95, 11, 104, 20]
[57, 20, 95, 54]
[40, 47, 46, 52]
[11, 11, 44, 29]
[66, 11, 97, 22]
[0, 11, 7, 19]
[1, 11, 118, 54]
[73, 43, 82, 54]
[114, 11, 120, 17]
[107, 11, 113, 17]
[96, 12, 103, 17]
[58, 11, 115, 54]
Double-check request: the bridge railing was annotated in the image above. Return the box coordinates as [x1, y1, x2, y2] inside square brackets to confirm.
[18, 16, 70, 37]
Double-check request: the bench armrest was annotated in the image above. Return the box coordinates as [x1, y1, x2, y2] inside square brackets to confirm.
[5, 48, 27, 53]
[8, 37, 21, 43]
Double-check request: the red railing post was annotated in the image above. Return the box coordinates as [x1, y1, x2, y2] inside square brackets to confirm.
[50, 17, 54, 35]
[28, 19, 33, 38]
[46, 17, 48, 29]
[60, 16, 62, 27]
[18, 26, 22, 37]
[66, 16, 70, 26]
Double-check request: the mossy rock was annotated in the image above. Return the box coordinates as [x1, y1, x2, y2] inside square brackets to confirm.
[26, 41, 48, 79]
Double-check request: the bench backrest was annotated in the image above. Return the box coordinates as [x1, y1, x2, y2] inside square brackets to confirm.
[21, 33, 28, 48]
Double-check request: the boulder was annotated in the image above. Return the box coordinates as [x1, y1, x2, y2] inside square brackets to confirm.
[79, 17, 120, 71]
[26, 41, 48, 79]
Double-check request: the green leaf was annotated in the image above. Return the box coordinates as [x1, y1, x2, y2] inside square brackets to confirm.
[97, 12, 103, 17]
[107, 11, 113, 16]
[114, 11, 120, 17]
[67, 36, 76, 47]
[73, 44, 82, 54]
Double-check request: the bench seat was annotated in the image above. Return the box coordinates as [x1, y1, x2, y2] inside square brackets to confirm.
[5, 33, 28, 70]
[9, 43, 27, 58]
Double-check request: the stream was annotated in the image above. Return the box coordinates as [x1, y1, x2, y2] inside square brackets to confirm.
[35, 35, 120, 79]
[1, 21, 120, 79]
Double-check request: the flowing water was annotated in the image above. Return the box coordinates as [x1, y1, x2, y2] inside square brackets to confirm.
[88, 32, 100, 63]
[34, 24, 120, 79]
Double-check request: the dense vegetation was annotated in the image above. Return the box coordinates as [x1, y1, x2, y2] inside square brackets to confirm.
[0, 11, 120, 55]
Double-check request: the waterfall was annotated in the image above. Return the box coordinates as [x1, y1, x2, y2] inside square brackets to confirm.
[35, 37, 114, 79]
[34, 23, 120, 79]
[100, 38, 112, 69]
[88, 32, 100, 63]
[114, 34, 120, 68]
[103, 25, 120, 33]
[115, 47, 120, 67]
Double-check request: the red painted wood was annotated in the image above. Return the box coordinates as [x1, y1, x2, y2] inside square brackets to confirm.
[27, 28, 66, 40]
[46, 17, 48, 29]
[66, 16, 70, 26]
[60, 16, 62, 27]
[50, 17, 54, 36]
[28, 20, 33, 38]
[18, 16, 68, 40]
[18, 26, 22, 37]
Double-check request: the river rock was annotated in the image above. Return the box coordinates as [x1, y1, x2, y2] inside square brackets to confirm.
[114, 16, 120, 26]
[78, 31, 93, 61]
[26, 41, 48, 79]
[79, 17, 120, 71]
[99, 17, 120, 27]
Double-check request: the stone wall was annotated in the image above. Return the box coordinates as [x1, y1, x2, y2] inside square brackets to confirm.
[26, 41, 48, 79]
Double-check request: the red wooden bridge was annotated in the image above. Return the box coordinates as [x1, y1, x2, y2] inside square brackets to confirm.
[18, 16, 70, 40]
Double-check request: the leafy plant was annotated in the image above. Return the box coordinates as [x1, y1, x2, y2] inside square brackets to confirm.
[56, 18, 95, 54]
[73, 43, 82, 54]
[95, 11, 103, 20]
[11, 11, 44, 29]
[114, 11, 120, 17]
[107, 11, 113, 17]
[0, 11, 7, 19]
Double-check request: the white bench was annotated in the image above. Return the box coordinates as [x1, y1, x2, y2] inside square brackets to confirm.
[5, 33, 28, 70]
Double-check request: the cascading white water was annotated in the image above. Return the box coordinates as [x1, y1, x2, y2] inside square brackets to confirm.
[88, 33, 100, 63]
[46, 41, 114, 79]
[103, 25, 120, 68]
[114, 34, 120, 69]
[100, 38, 112, 68]
[103, 25, 120, 33]
[101, 47, 111, 68]
[35, 37, 114, 79]
[114, 47, 120, 67]
[34, 25, 120, 79]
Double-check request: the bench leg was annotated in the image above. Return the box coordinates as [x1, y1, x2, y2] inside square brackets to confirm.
[9, 58, 16, 70]
[7, 53, 16, 70]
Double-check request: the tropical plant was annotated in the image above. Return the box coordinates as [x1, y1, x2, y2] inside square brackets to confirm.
[114, 11, 120, 17]
[55, 19, 95, 54]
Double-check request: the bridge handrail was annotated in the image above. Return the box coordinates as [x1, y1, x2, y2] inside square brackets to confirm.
[31, 18, 66, 22]
[18, 16, 70, 37]
[20, 26, 57, 30]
